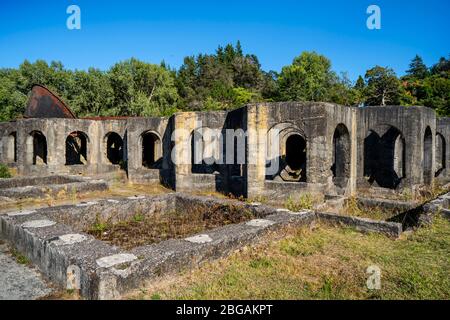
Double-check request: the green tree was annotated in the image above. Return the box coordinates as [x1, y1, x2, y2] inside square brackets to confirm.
[406, 55, 429, 79]
[109, 58, 179, 117]
[70, 68, 113, 117]
[278, 51, 335, 102]
[431, 56, 450, 76]
[176, 42, 267, 110]
[0, 70, 27, 121]
[364, 66, 401, 106]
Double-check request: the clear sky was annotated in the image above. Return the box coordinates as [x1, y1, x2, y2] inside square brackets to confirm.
[0, 0, 449, 81]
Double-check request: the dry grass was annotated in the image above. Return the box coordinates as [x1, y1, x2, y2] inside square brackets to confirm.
[341, 196, 397, 221]
[126, 216, 450, 300]
[85, 204, 256, 250]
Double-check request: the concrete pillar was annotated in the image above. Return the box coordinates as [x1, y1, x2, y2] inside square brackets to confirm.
[245, 104, 268, 199]
[349, 108, 358, 196]
[173, 112, 196, 191]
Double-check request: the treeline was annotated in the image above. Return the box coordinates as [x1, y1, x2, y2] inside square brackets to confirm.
[0, 41, 449, 121]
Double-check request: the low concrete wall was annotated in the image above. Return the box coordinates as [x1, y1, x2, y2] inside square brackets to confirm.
[316, 212, 403, 238]
[0, 175, 108, 200]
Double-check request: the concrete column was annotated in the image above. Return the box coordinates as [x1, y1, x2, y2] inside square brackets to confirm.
[349, 108, 358, 195]
[173, 112, 196, 191]
[245, 104, 268, 199]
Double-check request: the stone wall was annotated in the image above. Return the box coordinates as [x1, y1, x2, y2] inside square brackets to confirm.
[0, 103, 448, 200]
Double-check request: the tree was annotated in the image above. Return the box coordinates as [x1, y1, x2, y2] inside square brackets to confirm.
[70, 68, 113, 117]
[0, 71, 27, 121]
[278, 51, 335, 102]
[109, 58, 179, 117]
[176, 42, 266, 110]
[364, 66, 401, 106]
[406, 55, 429, 79]
[431, 56, 450, 76]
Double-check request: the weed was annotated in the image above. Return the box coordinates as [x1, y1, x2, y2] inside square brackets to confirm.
[0, 163, 12, 178]
[284, 194, 313, 211]
[9, 247, 30, 265]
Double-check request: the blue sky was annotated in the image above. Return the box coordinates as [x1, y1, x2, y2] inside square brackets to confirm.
[0, 0, 449, 81]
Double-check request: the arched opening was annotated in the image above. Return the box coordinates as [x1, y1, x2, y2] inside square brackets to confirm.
[191, 128, 218, 174]
[364, 126, 405, 189]
[6, 132, 17, 163]
[105, 132, 123, 165]
[285, 134, 307, 182]
[435, 133, 446, 177]
[142, 131, 162, 169]
[66, 131, 88, 165]
[30, 131, 47, 165]
[332, 124, 350, 187]
[423, 127, 433, 185]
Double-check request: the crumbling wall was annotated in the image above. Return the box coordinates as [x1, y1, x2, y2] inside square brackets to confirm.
[357, 106, 437, 191]
[0, 103, 448, 200]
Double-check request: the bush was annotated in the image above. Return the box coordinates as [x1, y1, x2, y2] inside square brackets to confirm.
[0, 164, 11, 178]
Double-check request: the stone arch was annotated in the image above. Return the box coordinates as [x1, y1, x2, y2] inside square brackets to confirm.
[27, 131, 47, 165]
[435, 133, 446, 177]
[141, 131, 162, 169]
[423, 126, 433, 185]
[363, 125, 405, 189]
[332, 124, 350, 188]
[65, 131, 89, 165]
[6, 132, 17, 163]
[266, 123, 307, 182]
[105, 132, 123, 165]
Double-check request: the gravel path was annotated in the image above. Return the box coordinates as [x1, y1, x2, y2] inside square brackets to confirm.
[0, 243, 52, 300]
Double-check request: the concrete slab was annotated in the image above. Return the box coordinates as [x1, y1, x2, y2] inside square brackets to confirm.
[96, 253, 137, 268]
[246, 219, 275, 228]
[185, 234, 213, 244]
[22, 220, 56, 229]
[52, 234, 87, 246]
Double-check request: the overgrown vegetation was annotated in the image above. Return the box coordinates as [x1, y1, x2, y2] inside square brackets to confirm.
[1, 43, 448, 121]
[342, 196, 397, 221]
[129, 216, 450, 300]
[284, 194, 315, 211]
[85, 204, 256, 250]
[0, 163, 11, 178]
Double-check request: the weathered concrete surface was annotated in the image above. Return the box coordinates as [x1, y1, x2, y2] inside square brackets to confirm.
[0, 103, 448, 199]
[316, 212, 403, 238]
[0, 175, 108, 200]
[0, 243, 52, 300]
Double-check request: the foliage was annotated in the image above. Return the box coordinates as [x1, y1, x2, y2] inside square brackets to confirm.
[0, 45, 449, 120]
[278, 51, 335, 102]
[364, 66, 402, 106]
[0, 163, 12, 178]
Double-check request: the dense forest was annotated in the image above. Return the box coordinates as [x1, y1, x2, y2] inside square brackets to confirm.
[0, 41, 449, 121]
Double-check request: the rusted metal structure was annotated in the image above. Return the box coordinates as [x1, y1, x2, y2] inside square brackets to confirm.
[24, 84, 76, 119]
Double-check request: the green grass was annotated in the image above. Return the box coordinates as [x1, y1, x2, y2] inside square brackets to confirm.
[128, 216, 450, 300]
[0, 163, 11, 179]
[9, 247, 31, 265]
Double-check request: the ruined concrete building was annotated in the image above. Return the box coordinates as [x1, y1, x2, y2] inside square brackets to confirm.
[1, 85, 449, 200]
